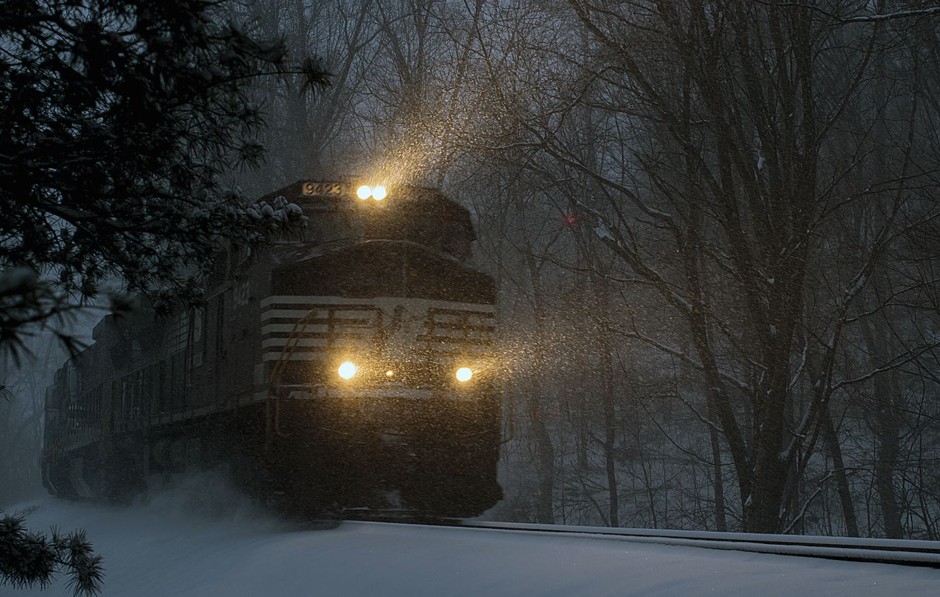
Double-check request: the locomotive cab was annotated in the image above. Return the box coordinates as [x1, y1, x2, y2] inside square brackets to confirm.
[261, 180, 476, 260]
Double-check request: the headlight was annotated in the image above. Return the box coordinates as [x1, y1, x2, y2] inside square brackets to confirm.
[338, 361, 359, 380]
[355, 184, 388, 201]
[455, 367, 473, 383]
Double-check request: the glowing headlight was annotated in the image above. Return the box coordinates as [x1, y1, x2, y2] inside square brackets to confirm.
[338, 361, 359, 380]
[455, 367, 473, 383]
[356, 184, 388, 201]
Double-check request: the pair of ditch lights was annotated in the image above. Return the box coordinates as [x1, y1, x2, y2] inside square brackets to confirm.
[337, 361, 475, 383]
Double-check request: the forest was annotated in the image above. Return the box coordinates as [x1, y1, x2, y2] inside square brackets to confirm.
[3, 0, 940, 541]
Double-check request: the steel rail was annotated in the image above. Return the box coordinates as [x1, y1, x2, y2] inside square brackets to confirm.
[453, 520, 940, 567]
[339, 514, 940, 568]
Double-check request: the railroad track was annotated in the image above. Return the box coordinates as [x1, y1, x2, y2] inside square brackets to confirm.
[457, 521, 940, 567]
[338, 512, 940, 568]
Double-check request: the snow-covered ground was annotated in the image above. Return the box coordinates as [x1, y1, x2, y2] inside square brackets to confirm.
[3, 478, 939, 596]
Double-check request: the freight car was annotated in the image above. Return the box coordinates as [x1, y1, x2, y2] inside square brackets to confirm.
[41, 180, 502, 517]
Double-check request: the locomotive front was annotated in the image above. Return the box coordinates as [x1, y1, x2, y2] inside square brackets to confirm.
[251, 181, 502, 516]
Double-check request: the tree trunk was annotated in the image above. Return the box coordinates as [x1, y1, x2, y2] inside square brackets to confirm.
[823, 410, 859, 537]
[863, 318, 904, 538]
[707, 398, 728, 532]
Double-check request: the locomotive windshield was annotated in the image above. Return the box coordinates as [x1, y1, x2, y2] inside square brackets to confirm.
[271, 241, 495, 305]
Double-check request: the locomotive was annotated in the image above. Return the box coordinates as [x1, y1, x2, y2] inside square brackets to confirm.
[41, 180, 502, 517]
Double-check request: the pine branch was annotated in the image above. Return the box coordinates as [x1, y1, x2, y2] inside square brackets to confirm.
[0, 514, 103, 596]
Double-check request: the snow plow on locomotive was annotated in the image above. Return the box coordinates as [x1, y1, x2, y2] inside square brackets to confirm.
[41, 181, 503, 517]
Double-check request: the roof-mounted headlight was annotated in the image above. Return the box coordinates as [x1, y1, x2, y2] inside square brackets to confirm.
[356, 184, 388, 201]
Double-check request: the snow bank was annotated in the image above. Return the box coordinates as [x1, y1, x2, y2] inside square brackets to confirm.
[3, 480, 939, 596]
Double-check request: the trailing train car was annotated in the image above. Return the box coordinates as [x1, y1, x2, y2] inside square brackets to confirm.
[41, 180, 502, 517]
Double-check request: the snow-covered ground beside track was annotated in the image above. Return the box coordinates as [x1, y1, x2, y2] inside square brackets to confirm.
[3, 482, 939, 596]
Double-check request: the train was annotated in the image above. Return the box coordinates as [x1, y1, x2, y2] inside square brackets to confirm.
[41, 180, 503, 517]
